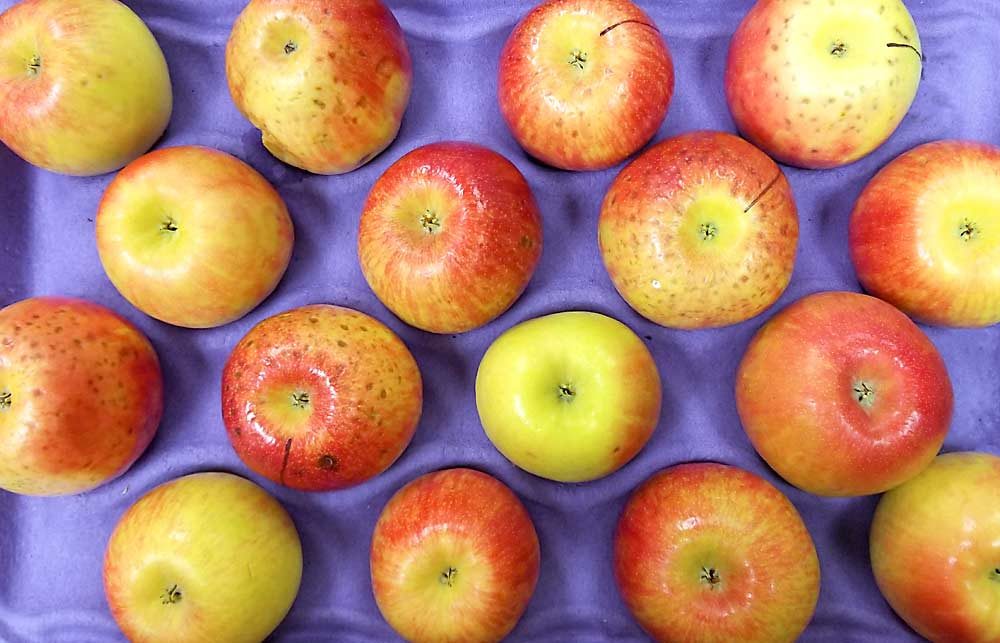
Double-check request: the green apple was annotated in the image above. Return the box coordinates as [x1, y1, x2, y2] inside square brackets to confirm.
[103, 472, 302, 642]
[476, 311, 661, 482]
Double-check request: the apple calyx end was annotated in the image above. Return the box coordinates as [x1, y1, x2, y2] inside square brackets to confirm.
[829, 41, 848, 58]
[26, 54, 41, 77]
[290, 391, 311, 409]
[557, 383, 576, 403]
[160, 584, 182, 605]
[958, 218, 981, 242]
[567, 49, 588, 70]
[853, 380, 876, 409]
[0, 389, 11, 411]
[991, 567, 1000, 581]
[700, 566, 722, 589]
[159, 217, 179, 234]
[438, 566, 458, 587]
[283, 41, 298, 55]
[419, 209, 442, 235]
[699, 222, 719, 241]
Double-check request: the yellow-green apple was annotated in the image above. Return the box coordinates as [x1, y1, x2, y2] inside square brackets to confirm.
[615, 463, 820, 643]
[870, 452, 1000, 643]
[358, 142, 543, 334]
[103, 472, 302, 643]
[726, 0, 922, 169]
[851, 140, 1000, 328]
[96, 145, 294, 329]
[599, 131, 798, 329]
[476, 311, 661, 482]
[226, 0, 412, 175]
[736, 291, 953, 497]
[222, 304, 422, 492]
[370, 468, 539, 643]
[498, 0, 674, 171]
[0, 0, 172, 176]
[0, 296, 162, 496]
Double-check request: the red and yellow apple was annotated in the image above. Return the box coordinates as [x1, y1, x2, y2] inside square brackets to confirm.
[726, 0, 922, 169]
[371, 468, 539, 643]
[358, 142, 543, 334]
[96, 145, 294, 329]
[851, 140, 1000, 328]
[599, 131, 798, 329]
[476, 311, 661, 482]
[615, 463, 820, 643]
[104, 472, 302, 643]
[870, 452, 1000, 643]
[0, 0, 172, 176]
[226, 0, 412, 175]
[736, 291, 953, 497]
[222, 304, 422, 492]
[498, 0, 674, 171]
[0, 296, 162, 496]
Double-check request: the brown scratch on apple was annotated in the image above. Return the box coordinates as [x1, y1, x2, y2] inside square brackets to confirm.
[599, 19, 659, 37]
[744, 172, 782, 214]
[280, 438, 293, 485]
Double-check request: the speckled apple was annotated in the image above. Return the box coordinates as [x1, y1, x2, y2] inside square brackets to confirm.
[96, 146, 294, 329]
[222, 304, 422, 492]
[0, 0, 172, 176]
[615, 463, 820, 643]
[498, 0, 674, 171]
[870, 452, 1000, 643]
[104, 472, 302, 643]
[371, 468, 539, 643]
[726, 0, 922, 169]
[227, 0, 412, 175]
[736, 291, 953, 497]
[851, 140, 1000, 328]
[358, 142, 543, 334]
[599, 131, 798, 329]
[0, 297, 162, 496]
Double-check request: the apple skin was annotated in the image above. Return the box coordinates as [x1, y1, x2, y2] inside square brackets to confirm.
[498, 0, 674, 171]
[599, 131, 798, 329]
[870, 452, 1000, 643]
[0, 297, 162, 496]
[96, 145, 294, 329]
[103, 472, 302, 643]
[0, 0, 172, 176]
[222, 304, 422, 492]
[476, 311, 661, 482]
[850, 140, 1000, 328]
[615, 463, 820, 643]
[736, 291, 953, 497]
[725, 0, 922, 169]
[226, 0, 412, 175]
[358, 142, 543, 334]
[370, 468, 540, 643]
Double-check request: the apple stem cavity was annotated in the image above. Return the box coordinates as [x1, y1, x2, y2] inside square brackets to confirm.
[160, 584, 182, 605]
[26, 54, 41, 77]
[958, 218, 981, 242]
[283, 41, 298, 55]
[0, 389, 10, 410]
[439, 566, 458, 587]
[744, 172, 782, 214]
[567, 49, 588, 70]
[853, 381, 876, 409]
[419, 209, 441, 234]
[700, 567, 721, 589]
[557, 384, 576, 402]
[599, 19, 659, 38]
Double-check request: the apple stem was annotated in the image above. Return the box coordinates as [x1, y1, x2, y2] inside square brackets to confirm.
[160, 584, 182, 605]
[26, 54, 41, 77]
[599, 19, 658, 37]
[279, 438, 293, 485]
[439, 566, 458, 587]
[744, 172, 781, 214]
[886, 42, 925, 63]
[0, 390, 10, 410]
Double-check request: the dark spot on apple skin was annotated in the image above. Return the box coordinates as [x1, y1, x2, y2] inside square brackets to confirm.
[317, 454, 337, 470]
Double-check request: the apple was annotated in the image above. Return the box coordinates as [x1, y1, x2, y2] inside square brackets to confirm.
[358, 142, 543, 334]
[370, 468, 539, 643]
[226, 0, 412, 175]
[726, 0, 922, 169]
[104, 472, 302, 643]
[498, 0, 674, 171]
[599, 130, 798, 329]
[222, 304, 422, 492]
[0, 0, 172, 176]
[0, 296, 162, 496]
[736, 291, 953, 497]
[851, 140, 1000, 328]
[615, 463, 820, 643]
[476, 311, 661, 482]
[96, 145, 294, 329]
[870, 452, 1000, 643]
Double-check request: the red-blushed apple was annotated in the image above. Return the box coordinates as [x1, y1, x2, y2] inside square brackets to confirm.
[358, 142, 543, 334]
[96, 145, 294, 329]
[0, 0, 172, 176]
[226, 0, 412, 175]
[498, 0, 674, 171]
[370, 468, 539, 643]
[870, 452, 1000, 643]
[615, 463, 820, 643]
[0, 297, 162, 496]
[104, 472, 302, 643]
[222, 304, 422, 492]
[726, 0, 922, 169]
[476, 311, 661, 482]
[851, 140, 1000, 328]
[599, 131, 798, 329]
[736, 291, 953, 497]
